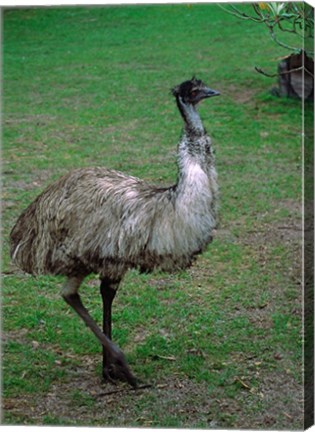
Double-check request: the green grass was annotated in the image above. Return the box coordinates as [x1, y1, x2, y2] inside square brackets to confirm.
[2, 4, 307, 429]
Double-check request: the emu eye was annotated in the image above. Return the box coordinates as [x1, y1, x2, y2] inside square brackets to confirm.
[191, 91, 197, 98]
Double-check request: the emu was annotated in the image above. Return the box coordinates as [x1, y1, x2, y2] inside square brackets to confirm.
[10, 77, 220, 387]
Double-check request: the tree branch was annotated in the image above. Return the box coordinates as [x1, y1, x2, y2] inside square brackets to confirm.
[255, 65, 314, 79]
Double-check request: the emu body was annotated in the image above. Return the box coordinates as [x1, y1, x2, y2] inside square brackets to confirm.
[10, 77, 220, 386]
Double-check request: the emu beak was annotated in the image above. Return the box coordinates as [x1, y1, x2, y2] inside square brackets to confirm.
[204, 87, 220, 98]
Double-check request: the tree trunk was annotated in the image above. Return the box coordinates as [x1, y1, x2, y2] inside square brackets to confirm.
[277, 50, 314, 101]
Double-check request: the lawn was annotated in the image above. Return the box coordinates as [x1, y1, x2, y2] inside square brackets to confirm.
[2, 4, 307, 429]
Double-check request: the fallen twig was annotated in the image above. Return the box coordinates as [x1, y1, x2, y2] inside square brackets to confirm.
[235, 377, 251, 390]
[150, 354, 176, 361]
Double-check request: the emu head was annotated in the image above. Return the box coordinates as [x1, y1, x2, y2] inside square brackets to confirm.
[172, 76, 220, 105]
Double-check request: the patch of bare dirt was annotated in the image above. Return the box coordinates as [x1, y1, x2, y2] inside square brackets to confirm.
[3, 355, 303, 429]
[3, 354, 216, 427]
[241, 370, 304, 430]
[2, 328, 30, 346]
[244, 223, 302, 253]
[223, 83, 260, 104]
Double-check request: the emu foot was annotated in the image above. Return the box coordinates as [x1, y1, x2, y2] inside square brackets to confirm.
[102, 352, 138, 388]
[102, 364, 138, 388]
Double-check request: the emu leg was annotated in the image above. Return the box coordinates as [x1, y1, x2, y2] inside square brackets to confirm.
[100, 277, 120, 382]
[62, 283, 137, 388]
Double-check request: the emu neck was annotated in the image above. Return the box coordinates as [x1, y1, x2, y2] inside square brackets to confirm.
[174, 99, 216, 202]
[176, 97, 204, 135]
